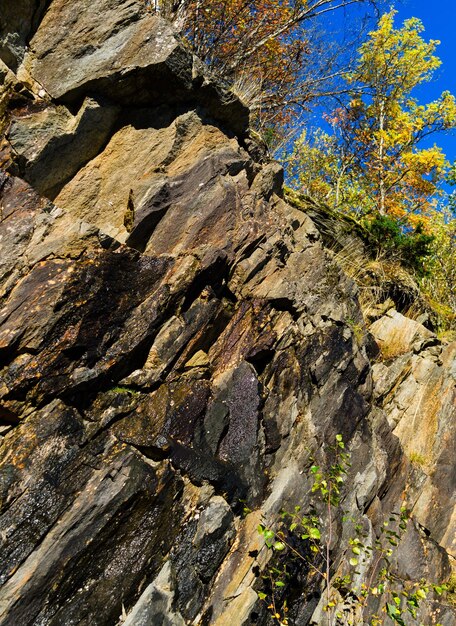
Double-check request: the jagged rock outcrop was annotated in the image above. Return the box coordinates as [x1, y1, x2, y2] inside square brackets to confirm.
[0, 2, 455, 625]
[370, 312, 456, 558]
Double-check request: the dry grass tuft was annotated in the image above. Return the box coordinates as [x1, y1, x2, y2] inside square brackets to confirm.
[330, 242, 420, 322]
[230, 73, 263, 110]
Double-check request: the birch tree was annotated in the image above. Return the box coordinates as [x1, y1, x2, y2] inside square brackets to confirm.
[344, 10, 456, 219]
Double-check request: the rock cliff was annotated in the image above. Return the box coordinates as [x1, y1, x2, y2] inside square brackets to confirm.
[0, 2, 454, 625]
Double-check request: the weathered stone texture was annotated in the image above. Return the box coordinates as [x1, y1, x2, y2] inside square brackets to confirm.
[0, 2, 454, 625]
[371, 314, 456, 558]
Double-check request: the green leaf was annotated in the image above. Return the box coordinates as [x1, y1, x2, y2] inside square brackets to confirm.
[275, 581, 285, 587]
[335, 434, 343, 442]
[349, 557, 358, 566]
[309, 527, 321, 540]
[386, 604, 406, 626]
[273, 542, 286, 551]
[352, 546, 361, 555]
[387, 604, 398, 617]
[257, 591, 267, 600]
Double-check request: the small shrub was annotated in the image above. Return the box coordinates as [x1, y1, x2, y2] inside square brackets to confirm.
[408, 451, 428, 467]
[256, 436, 449, 625]
[362, 216, 435, 275]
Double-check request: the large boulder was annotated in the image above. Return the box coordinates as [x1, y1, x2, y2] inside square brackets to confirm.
[12, 0, 248, 133]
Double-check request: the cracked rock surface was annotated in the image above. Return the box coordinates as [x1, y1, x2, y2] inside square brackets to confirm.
[0, 2, 455, 625]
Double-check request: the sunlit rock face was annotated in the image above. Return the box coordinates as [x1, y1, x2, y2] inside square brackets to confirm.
[0, 2, 454, 625]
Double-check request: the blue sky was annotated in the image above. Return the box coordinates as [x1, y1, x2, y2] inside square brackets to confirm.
[395, 0, 456, 162]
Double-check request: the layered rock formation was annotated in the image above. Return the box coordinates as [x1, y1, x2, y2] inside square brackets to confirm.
[0, 2, 454, 625]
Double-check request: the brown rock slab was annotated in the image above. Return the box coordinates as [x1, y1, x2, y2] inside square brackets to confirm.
[370, 308, 436, 358]
[55, 111, 251, 254]
[6, 97, 119, 197]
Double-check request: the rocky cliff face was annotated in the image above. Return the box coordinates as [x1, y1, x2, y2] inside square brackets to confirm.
[0, 2, 455, 625]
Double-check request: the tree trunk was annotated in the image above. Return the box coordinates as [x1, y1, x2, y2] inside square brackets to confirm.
[378, 98, 386, 215]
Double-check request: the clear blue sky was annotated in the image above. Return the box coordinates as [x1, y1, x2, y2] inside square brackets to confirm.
[395, 0, 456, 163]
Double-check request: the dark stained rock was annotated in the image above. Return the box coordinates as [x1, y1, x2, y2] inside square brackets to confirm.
[0, 250, 176, 405]
[215, 362, 262, 491]
[0, 400, 88, 585]
[113, 379, 211, 452]
[171, 495, 235, 620]
[1, 445, 184, 626]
